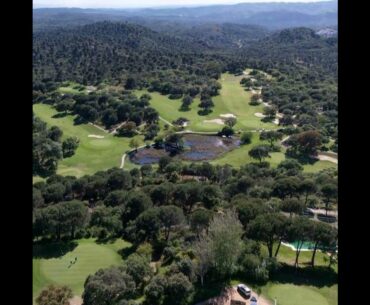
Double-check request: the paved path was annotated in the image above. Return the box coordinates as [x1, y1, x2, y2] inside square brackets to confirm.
[88, 122, 109, 133]
[194, 286, 271, 305]
[120, 145, 147, 169]
[317, 153, 338, 164]
[159, 116, 174, 127]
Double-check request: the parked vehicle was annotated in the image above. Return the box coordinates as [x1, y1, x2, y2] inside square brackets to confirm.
[237, 284, 251, 298]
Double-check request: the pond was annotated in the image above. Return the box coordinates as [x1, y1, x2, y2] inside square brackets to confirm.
[129, 133, 240, 165]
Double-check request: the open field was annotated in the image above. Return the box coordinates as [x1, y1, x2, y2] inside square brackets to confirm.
[33, 104, 139, 178]
[33, 238, 132, 302]
[136, 73, 278, 132]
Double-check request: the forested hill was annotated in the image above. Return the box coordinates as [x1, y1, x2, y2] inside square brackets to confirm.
[33, 1, 337, 30]
[33, 21, 219, 85]
[241, 27, 337, 77]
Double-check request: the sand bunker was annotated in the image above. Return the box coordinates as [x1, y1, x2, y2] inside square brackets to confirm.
[220, 113, 236, 118]
[254, 112, 265, 118]
[203, 119, 225, 125]
[88, 135, 105, 139]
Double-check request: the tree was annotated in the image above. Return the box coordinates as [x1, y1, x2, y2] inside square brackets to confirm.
[190, 209, 212, 236]
[310, 222, 337, 267]
[117, 122, 137, 137]
[224, 117, 237, 128]
[173, 182, 203, 214]
[193, 233, 213, 286]
[248, 145, 270, 163]
[263, 107, 276, 120]
[158, 205, 185, 241]
[164, 133, 184, 153]
[107, 169, 132, 191]
[198, 97, 214, 114]
[144, 275, 167, 305]
[218, 126, 234, 137]
[82, 267, 136, 305]
[122, 191, 153, 224]
[248, 213, 287, 258]
[202, 185, 222, 209]
[90, 205, 123, 237]
[260, 131, 282, 148]
[55, 99, 74, 114]
[181, 95, 193, 111]
[208, 210, 243, 278]
[48, 126, 63, 142]
[277, 159, 303, 176]
[125, 77, 136, 90]
[128, 207, 161, 243]
[36, 285, 72, 305]
[125, 254, 153, 289]
[321, 183, 337, 216]
[101, 109, 118, 128]
[293, 130, 322, 157]
[299, 179, 317, 205]
[129, 138, 140, 152]
[163, 273, 193, 305]
[286, 216, 314, 268]
[272, 176, 301, 199]
[62, 137, 79, 158]
[280, 198, 305, 217]
[241, 132, 253, 144]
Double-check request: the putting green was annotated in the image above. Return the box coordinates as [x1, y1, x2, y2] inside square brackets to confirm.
[266, 284, 329, 305]
[33, 238, 131, 301]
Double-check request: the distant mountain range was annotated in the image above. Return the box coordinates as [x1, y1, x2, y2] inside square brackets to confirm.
[33, 1, 337, 31]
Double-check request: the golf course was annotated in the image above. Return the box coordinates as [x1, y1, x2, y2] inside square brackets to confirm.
[33, 72, 336, 181]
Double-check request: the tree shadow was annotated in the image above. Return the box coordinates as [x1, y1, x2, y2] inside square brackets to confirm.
[73, 116, 88, 125]
[192, 280, 231, 304]
[117, 245, 136, 260]
[198, 109, 213, 116]
[33, 240, 78, 259]
[270, 264, 337, 288]
[95, 236, 118, 244]
[52, 112, 69, 119]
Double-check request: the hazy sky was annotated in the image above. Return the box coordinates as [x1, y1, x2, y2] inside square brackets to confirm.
[33, 0, 329, 9]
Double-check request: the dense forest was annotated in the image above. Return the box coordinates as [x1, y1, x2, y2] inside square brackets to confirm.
[33, 22, 337, 144]
[33, 160, 337, 305]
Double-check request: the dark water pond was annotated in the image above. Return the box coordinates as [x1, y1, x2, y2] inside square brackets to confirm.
[130, 134, 240, 165]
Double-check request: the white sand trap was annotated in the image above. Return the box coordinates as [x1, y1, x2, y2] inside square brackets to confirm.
[317, 154, 338, 164]
[182, 122, 188, 127]
[69, 296, 83, 305]
[88, 134, 105, 139]
[254, 112, 266, 118]
[203, 119, 225, 125]
[220, 113, 236, 118]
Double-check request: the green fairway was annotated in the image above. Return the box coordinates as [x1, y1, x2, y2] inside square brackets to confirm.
[137, 73, 278, 132]
[33, 238, 131, 301]
[33, 104, 139, 178]
[263, 283, 332, 305]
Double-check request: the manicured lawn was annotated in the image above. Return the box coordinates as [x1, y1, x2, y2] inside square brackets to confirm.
[303, 161, 336, 173]
[262, 283, 334, 305]
[136, 73, 278, 133]
[33, 104, 140, 178]
[33, 238, 132, 302]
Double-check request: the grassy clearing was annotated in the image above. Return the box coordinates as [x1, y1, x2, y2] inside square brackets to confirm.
[33, 103, 139, 178]
[33, 238, 132, 302]
[136, 73, 278, 132]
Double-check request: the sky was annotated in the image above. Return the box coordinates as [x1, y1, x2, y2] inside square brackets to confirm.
[33, 0, 330, 9]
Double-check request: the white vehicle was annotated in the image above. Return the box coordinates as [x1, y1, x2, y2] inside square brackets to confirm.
[237, 284, 251, 298]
